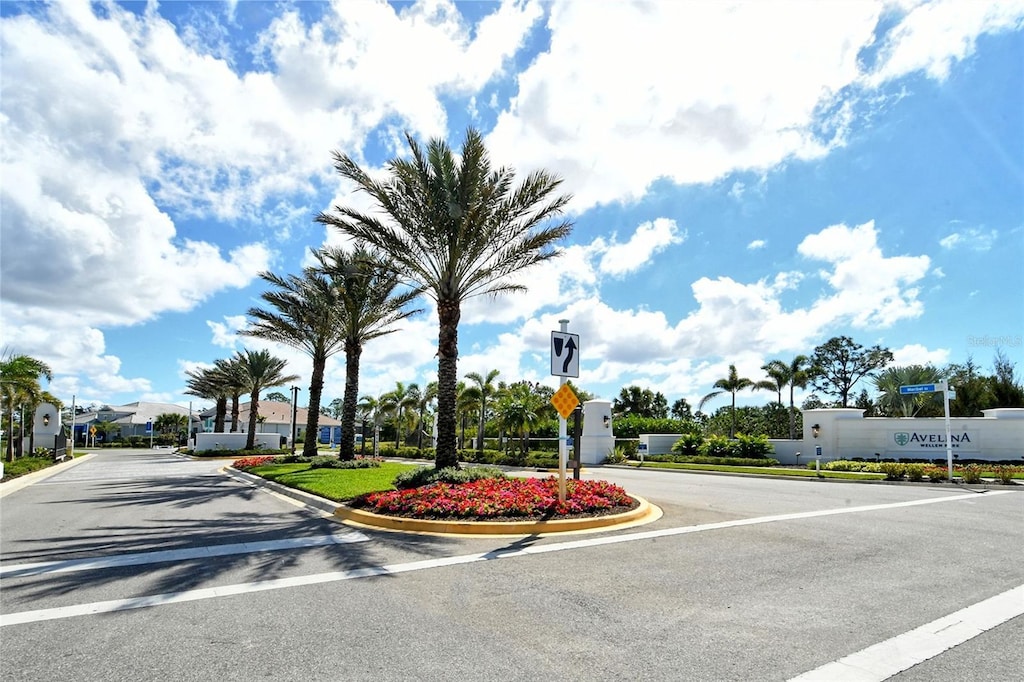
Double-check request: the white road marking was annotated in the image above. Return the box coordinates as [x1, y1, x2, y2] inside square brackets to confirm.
[0, 489, 1015, 627]
[788, 584, 1024, 681]
[0, 532, 369, 578]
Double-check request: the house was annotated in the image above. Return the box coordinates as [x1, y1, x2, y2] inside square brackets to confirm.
[198, 400, 342, 444]
[74, 401, 200, 443]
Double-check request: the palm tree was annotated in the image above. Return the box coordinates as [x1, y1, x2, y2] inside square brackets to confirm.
[314, 246, 421, 460]
[762, 356, 811, 439]
[358, 394, 387, 456]
[317, 127, 574, 469]
[232, 349, 299, 450]
[184, 366, 228, 433]
[154, 413, 188, 443]
[380, 381, 420, 448]
[698, 364, 759, 438]
[1, 352, 53, 462]
[411, 381, 438, 449]
[213, 356, 250, 433]
[495, 381, 548, 460]
[243, 266, 350, 458]
[463, 369, 500, 456]
[874, 365, 943, 417]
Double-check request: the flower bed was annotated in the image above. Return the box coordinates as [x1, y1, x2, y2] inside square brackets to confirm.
[351, 476, 637, 521]
[233, 455, 278, 469]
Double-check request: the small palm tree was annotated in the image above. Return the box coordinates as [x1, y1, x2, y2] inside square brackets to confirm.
[698, 364, 760, 438]
[495, 381, 548, 459]
[380, 381, 419, 448]
[233, 349, 299, 450]
[762, 356, 811, 439]
[874, 365, 943, 417]
[317, 127, 573, 469]
[2, 352, 53, 462]
[185, 367, 228, 433]
[411, 381, 438, 449]
[463, 369, 500, 456]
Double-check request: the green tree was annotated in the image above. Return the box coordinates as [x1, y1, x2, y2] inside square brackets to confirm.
[214, 356, 250, 433]
[463, 369, 500, 456]
[989, 349, 1024, 407]
[327, 397, 344, 420]
[381, 381, 419, 448]
[613, 385, 669, 419]
[184, 366, 228, 433]
[762, 355, 811, 439]
[944, 357, 992, 416]
[314, 246, 420, 460]
[670, 398, 693, 421]
[698, 365, 763, 438]
[317, 127, 573, 469]
[411, 381, 438, 449]
[265, 391, 290, 403]
[232, 349, 299, 450]
[809, 336, 894, 408]
[873, 365, 943, 417]
[495, 381, 550, 460]
[154, 413, 188, 442]
[1, 352, 53, 461]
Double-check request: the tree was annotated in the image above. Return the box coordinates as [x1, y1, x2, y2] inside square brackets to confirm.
[265, 391, 290, 403]
[214, 357, 250, 433]
[944, 357, 992, 416]
[154, 413, 188, 442]
[317, 127, 573, 469]
[232, 349, 299, 450]
[989, 349, 1024, 407]
[243, 265, 351, 458]
[761, 355, 811, 439]
[495, 381, 550, 460]
[809, 336, 893, 408]
[613, 385, 669, 419]
[670, 398, 693, 421]
[411, 381, 438, 449]
[2, 352, 53, 461]
[381, 381, 419, 447]
[184, 367, 228, 433]
[463, 369, 500, 455]
[873, 365, 943, 417]
[314, 246, 420, 460]
[697, 365, 760, 438]
[327, 397, 344, 420]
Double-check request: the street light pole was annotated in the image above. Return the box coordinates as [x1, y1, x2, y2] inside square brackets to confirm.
[290, 386, 300, 455]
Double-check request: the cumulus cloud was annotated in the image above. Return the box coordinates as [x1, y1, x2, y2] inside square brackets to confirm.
[598, 218, 686, 277]
[747, 239, 767, 250]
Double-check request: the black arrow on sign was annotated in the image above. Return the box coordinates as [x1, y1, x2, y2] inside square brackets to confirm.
[553, 337, 564, 357]
[562, 337, 577, 374]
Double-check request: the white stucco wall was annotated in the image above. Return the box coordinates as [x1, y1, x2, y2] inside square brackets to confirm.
[193, 432, 285, 452]
[579, 400, 615, 464]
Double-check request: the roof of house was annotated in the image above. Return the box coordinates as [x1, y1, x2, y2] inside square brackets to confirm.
[200, 401, 341, 427]
[77, 401, 199, 425]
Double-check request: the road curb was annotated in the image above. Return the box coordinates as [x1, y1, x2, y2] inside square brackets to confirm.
[0, 453, 97, 498]
[224, 465, 662, 536]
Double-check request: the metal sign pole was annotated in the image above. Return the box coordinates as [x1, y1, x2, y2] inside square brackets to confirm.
[557, 319, 568, 503]
[942, 381, 953, 482]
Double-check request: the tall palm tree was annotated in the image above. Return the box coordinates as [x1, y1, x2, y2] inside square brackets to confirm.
[463, 369, 500, 455]
[243, 265, 350, 458]
[762, 355, 811, 439]
[1, 352, 53, 462]
[233, 349, 299, 450]
[698, 364, 759, 438]
[317, 127, 574, 469]
[411, 381, 438, 449]
[213, 356, 250, 433]
[314, 246, 421, 460]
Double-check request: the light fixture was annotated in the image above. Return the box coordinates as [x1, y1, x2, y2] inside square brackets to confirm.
[811, 424, 820, 438]
[43, 413, 51, 427]
[602, 415, 610, 428]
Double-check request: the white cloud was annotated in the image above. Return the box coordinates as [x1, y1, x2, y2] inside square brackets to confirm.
[598, 218, 686, 277]
[939, 227, 998, 251]
[747, 239, 767, 250]
[890, 343, 951, 367]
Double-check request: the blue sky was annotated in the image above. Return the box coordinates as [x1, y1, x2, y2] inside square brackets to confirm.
[1, 0, 1022, 415]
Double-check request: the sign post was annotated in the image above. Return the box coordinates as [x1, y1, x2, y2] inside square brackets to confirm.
[146, 420, 153, 449]
[900, 381, 954, 481]
[550, 320, 580, 503]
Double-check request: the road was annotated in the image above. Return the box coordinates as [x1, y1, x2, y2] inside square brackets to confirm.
[1, 449, 1021, 681]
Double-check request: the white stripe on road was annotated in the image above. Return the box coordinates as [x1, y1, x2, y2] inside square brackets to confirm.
[0, 532, 369, 578]
[1, 489, 1015, 627]
[788, 584, 1024, 681]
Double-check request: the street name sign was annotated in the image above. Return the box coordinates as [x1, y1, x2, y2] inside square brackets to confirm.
[899, 383, 937, 395]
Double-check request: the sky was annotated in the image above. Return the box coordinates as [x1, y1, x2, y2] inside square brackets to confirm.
[1, 0, 1022, 417]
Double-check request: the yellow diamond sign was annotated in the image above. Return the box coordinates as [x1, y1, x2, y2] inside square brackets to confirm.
[550, 384, 579, 420]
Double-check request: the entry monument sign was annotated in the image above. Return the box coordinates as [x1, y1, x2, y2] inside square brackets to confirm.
[899, 380, 955, 481]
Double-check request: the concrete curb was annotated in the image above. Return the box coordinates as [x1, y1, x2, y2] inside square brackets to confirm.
[0, 453, 97, 498]
[224, 465, 662, 536]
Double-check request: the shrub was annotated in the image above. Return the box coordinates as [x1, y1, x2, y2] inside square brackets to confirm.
[924, 466, 947, 482]
[822, 460, 882, 472]
[232, 455, 277, 469]
[699, 434, 738, 458]
[392, 465, 507, 490]
[276, 453, 313, 463]
[604, 446, 629, 464]
[905, 464, 925, 482]
[671, 433, 702, 457]
[733, 433, 774, 458]
[879, 462, 906, 481]
[992, 466, 1016, 484]
[960, 465, 983, 484]
[674, 455, 779, 467]
[310, 455, 382, 469]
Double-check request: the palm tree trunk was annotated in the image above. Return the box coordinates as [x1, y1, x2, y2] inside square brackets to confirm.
[246, 392, 259, 450]
[230, 395, 240, 432]
[730, 392, 737, 438]
[340, 343, 361, 461]
[435, 300, 460, 469]
[788, 385, 797, 440]
[5, 405, 14, 462]
[302, 354, 327, 458]
[215, 397, 227, 433]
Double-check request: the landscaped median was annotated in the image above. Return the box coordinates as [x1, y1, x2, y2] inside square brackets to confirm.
[228, 455, 660, 535]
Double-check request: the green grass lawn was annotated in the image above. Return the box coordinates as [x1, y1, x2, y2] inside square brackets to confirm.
[628, 461, 887, 480]
[1, 455, 64, 480]
[244, 462, 421, 501]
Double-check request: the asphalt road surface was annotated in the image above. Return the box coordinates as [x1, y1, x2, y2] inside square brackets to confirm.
[1, 449, 1021, 681]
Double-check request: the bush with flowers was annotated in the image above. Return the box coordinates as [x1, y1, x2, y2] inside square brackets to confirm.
[233, 455, 278, 469]
[352, 476, 636, 520]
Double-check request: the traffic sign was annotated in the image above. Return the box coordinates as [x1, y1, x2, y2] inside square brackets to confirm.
[145, 420, 153, 434]
[89, 426, 97, 436]
[899, 383, 937, 395]
[550, 384, 579, 420]
[551, 331, 580, 377]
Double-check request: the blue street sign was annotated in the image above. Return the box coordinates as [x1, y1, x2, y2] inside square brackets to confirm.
[145, 420, 153, 433]
[899, 383, 937, 395]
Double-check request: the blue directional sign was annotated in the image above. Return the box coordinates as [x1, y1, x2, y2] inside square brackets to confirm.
[899, 383, 937, 395]
[145, 420, 153, 433]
